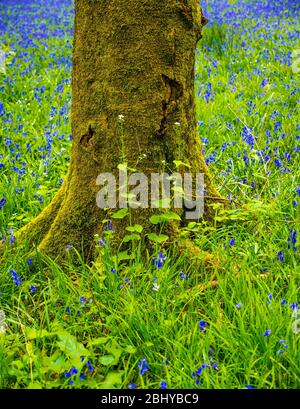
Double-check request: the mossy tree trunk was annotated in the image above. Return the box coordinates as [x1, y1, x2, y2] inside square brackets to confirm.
[16, 0, 226, 262]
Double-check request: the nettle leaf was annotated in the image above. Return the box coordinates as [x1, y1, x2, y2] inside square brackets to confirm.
[56, 332, 88, 362]
[123, 234, 141, 243]
[98, 371, 124, 389]
[111, 208, 129, 219]
[126, 224, 143, 233]
[147, 233, 169, 243]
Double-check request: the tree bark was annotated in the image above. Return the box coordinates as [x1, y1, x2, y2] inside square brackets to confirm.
[13, 0, 226, 262]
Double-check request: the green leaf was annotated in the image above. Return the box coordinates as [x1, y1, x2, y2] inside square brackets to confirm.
[117, 251, 134, 261]
[56, 332, 88, 362]
[173, 160, 191, 168]
[99, 355, 115, 366]
[150, 212, 181, 224]
[147, 233, 169, 243]
[98, 371, 124, 389]
[26, 327, 51, 340]
[27, 382, 43, 389]
[126, 224, 143, 233]
[104, 340, 123, 365]
[111, 208, 129, 219]
[123, 234, 141, 243]
[124, 345, 137, 354]
[89, 337, 111, 346]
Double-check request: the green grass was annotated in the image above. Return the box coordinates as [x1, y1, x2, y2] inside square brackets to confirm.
[0, 0, 299, 389]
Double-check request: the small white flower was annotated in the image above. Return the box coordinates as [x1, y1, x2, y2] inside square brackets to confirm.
[118, 114, 125, 122]
[152, 282, 160, 292]
[174, 122, 181, 127]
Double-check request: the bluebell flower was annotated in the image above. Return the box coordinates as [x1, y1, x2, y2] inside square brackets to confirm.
[69, 367, 78, 376]
[160, 381, 167, 389]
[138, 358, 150, 375]
[9, 269, 22, 287]
[229, 238, 235, 246]
[235, 303, 242, 310]
[0, 198, 6, 210]
[199, 320, 207, 332]
[246, 385, 255, 389]
[277, 251, 284, 262]
[179, 272, 189, 280]
[263, 329, 271, 337]
[287, 230, 297, 251]
[154, 252, 167, 268]
[27, 258, 33, 266]
[98, 238, 106, 246]
[29, 285, 36, 293]
[129, 383, 136, 389]
[281, 299, 287, 306]
[165, 357, 170, 366]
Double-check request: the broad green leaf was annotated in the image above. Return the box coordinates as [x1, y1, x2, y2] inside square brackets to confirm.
[150, 212, 181, 224]
[147, 233, 169, 243]
[104, 340, 123, 365]
[124, 345, 137, 354]
[99, 355, 115, 366]
[56, 332, 88, 361]
[89, 337, 111, 346]
[123, 234, 141, 243]
[98, 371, 124, 389]
[126, 224, 143, 233]
[111, 208, 129, 219]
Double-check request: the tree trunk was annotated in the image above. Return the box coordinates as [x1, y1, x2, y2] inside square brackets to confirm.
[14, 0, 226, 262]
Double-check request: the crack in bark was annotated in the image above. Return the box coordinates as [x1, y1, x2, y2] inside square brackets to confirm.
[178, 0, 193, 26]
[157, 74, 183, 137]
[79, 124, 95, 147]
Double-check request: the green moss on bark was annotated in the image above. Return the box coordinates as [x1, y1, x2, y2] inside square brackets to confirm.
[11, 0, 227, 262]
